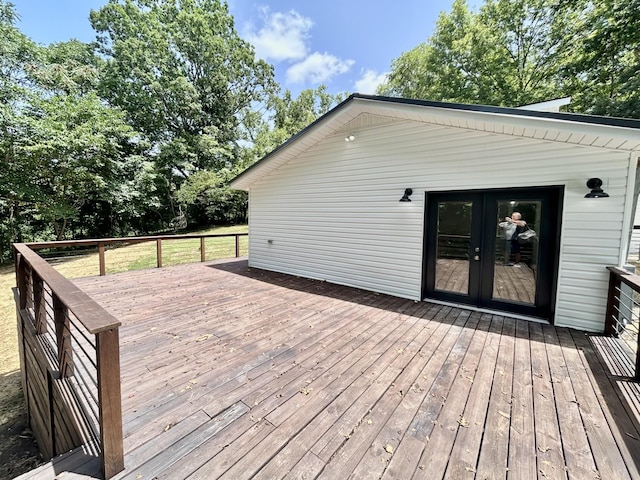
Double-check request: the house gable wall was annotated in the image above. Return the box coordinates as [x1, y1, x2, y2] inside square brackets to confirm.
[247, 118, 632, 332]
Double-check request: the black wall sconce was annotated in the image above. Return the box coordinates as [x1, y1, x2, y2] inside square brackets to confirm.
[585, 178, 609, 198]
[399, 188, 413, 202]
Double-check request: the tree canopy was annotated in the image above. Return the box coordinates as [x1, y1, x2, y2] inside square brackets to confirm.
[566, 0, 640, 117]
[378, 0, 640, 117]
[91, 0, 275, 174]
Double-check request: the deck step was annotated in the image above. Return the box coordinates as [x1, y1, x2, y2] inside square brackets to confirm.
[13, 443, 101, 480]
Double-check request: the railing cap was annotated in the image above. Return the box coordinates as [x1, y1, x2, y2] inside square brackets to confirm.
[607, 265, 640, 291]
[24, 232, 247, 250]
[14, 243, 121, 334]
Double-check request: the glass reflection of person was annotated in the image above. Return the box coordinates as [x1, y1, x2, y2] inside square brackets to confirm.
[499, 212, 527, 266]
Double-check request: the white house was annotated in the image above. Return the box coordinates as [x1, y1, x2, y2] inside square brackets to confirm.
[231, 94, 640, 332]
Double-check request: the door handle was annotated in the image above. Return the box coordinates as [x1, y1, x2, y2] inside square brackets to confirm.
[474, 247, 480, 252]
[474, 255, 480, 261]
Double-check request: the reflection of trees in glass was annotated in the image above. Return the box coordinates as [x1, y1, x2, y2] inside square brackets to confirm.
[438, 202, 472, 236]
[438, 202, 472, 259]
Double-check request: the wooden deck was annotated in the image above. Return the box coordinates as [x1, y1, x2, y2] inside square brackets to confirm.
[17, 258, 640, 479]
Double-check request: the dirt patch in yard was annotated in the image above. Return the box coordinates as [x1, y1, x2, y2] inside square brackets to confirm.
[0, 264, 43, 478]
[0, 371, 42, 479]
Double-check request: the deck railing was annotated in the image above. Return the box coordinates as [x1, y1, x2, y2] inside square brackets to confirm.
[26, 232, 248, 276]
[13, 232, 248, 478]
[605, 266, 640, 380]
[14, 243, 124, 478]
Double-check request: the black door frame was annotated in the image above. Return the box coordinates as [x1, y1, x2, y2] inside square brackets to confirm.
[422, 186, 564, 321]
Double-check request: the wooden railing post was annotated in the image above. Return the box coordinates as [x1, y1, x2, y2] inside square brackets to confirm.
[605, 269, 621, 336]
[98, 243, 106, 276]
[16, 252, 27, 310]
[200, 237, 206, 262]
[53, 294, 73, 378]
[235, 234, 240, 258]
[32, 272, 47, 334]
[636, 335, 640, 382]
[96, 328, 124, 479]
[156, 239, 163, 268]
[14, 251, 30, 421]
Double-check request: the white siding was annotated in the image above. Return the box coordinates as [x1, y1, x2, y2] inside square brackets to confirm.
[247, 119, 633, 332]
[629, 229, 640, 261]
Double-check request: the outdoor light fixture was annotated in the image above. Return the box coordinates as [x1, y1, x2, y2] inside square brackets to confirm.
[399, 188, 413, 202]
[344, 133, 355, 142]
[585, 177, 609, 198]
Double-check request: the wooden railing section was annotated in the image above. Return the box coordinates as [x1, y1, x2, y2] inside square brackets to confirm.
[13, 232, 247, 478]
[14, 243, 124, 478]
[26, 232, 247, 276]
[605, 266, 640, 381]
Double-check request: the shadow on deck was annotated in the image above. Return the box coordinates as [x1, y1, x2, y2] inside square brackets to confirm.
[16, 258, 640, 479]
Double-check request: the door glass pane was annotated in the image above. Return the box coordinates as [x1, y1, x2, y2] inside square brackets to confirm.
[493, 201, 540, 304]
[435, 201, 472, 295]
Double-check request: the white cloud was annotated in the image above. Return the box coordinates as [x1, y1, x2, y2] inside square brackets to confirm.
[286, 52, 355, 85]
[354, 69, 388, 94]
[243, 8, 312, 62]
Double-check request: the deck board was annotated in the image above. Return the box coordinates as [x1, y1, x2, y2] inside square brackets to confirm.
[544, 323, 598, 479]
[416, 314, 492, 479]
[15, 258, 640, 480]
[443, 315, 499, 478]
[506, 318, 537, 479]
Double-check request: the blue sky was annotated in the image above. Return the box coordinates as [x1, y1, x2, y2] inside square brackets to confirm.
[10, 0, 477, 96]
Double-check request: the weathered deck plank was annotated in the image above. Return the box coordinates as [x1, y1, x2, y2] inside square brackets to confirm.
[14, 258, 640, 480]
[506, 318, 537, 478]
[412, 313, 493, 479]
[475, 317, 515, 480]
[544, 324, 600, 479]
[441, 315, 502, 479]
[556, 327, 633, 479]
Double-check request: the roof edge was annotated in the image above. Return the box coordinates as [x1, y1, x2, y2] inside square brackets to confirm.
[351, 93, 640, 129]
[231, 94, 640, 190]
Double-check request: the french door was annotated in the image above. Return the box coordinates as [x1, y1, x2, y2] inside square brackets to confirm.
[423, 187, 563, 320]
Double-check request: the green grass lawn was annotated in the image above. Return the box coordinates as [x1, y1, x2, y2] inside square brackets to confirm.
[45, 225, 248, 278]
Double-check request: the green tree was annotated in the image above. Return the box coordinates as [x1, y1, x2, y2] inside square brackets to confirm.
[249, 86, 346, 160]
[566, 0, 640, 117]
[90, 0, 276, 229]
[90, 0, 275, 177]
[175, 168, 247, 226]
[0, 1, 41, 257]
[379, 0, 583, 107]
[1, 20, 141, 245]
[32, 39, 103, 95]
[19, 91, 136, 240]
[177, 86, 344, 226]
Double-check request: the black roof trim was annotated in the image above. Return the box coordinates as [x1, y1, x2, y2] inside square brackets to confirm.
[232, 94, 640, 187]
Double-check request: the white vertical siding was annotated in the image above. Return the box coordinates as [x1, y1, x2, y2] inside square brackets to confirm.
[247, 120, 632, 332]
